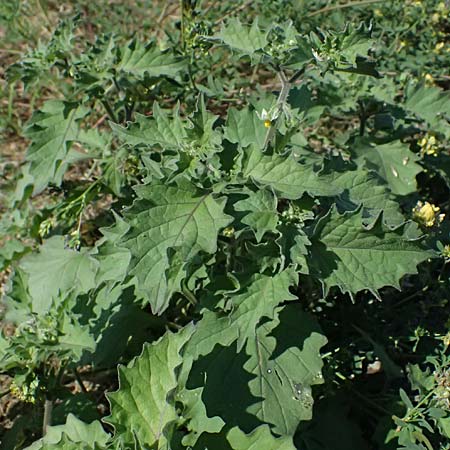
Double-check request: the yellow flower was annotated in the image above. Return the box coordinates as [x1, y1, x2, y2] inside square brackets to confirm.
[257, 108, 278, 127]
[374, 8, 383, 17]
[442, 244, 450, 260]
[432, 12, 440, 22]
[412, 201, 445, 227]
[222, 226, 235, 238]
[435, 42, 445, 52]
[424, 73, 434, 86]
[399, 40, 407, 50]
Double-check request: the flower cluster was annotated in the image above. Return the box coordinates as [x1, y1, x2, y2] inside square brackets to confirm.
[418, 134, 440, 157]
[441, 244, 450, 261]
[10, 377, 39, 404]
[433, 368, 450, 410]
[412, 201, 445, 227]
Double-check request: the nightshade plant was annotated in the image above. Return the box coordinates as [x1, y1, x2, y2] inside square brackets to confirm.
[0, 1, 449, 449]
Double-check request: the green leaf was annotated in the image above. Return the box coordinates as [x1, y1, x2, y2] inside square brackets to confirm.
[242, 145, 340, 199]
[227, 425, 296, 450]
[245, 305, 327, 435]
[188, 270, 297, 356]
[224, 108, 267, 149]
[20, 236, 98, 314]
[325, 161, 405, 226]
[0, 239, 30, 270]
[116, 39, 186, 78]
[308, 206, 433, 297]
[24, 100, 91, 195]
[234, 189, 279, 242]
[186, 304, 326, 437]
[216, 18, 268, 58]
[404, 82, 450, 138]
[178, 387, 225, 447]
[24, 414, 109, 450]
[105, 325, 195, 447]
[120, 181, 232, 314]
[111, 104, 186, 150]
[438, 416, 450, 438]
[352, 138, 422, 196]
[93, 212, 131, 285]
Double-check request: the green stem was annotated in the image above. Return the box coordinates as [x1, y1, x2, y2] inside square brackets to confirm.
[43, 398, 53, 435]
[101, 99, 118, 123]
[180, 0, 185, 50]
[263, 70, 291, 151]
[72, 368, 88, 394]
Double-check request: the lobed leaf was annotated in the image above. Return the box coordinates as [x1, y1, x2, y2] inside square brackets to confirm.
[308, 206, 434, 297]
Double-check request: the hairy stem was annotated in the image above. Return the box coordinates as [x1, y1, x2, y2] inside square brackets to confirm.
[263, 70, 298, 151]
[43, 398, 53, 435]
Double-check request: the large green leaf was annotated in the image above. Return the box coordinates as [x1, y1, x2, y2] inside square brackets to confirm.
[20, 236, 98, 314]
[116, 39, 186, 78]
[352, 138, 422, 196]
[105, 325, 194, 447]
[308, 206, 433, 297]
[188, 270, 297, 356]
[24, 100, 92, 195]
[120, 181, 232, 314]
[186, 304, 326, 437]
[245, 305, 327, 435]
[227, 425, 296, 450]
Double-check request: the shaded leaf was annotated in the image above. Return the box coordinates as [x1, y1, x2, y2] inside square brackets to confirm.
[105, 325, 195, 447]
[308, 206, 433, 297]
[120, 181, 232, 314]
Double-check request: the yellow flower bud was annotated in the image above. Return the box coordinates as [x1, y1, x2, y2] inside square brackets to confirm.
[264, 120, 272, 128]
[435, 42, 445, 52]
[412, 201, 444, 227]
